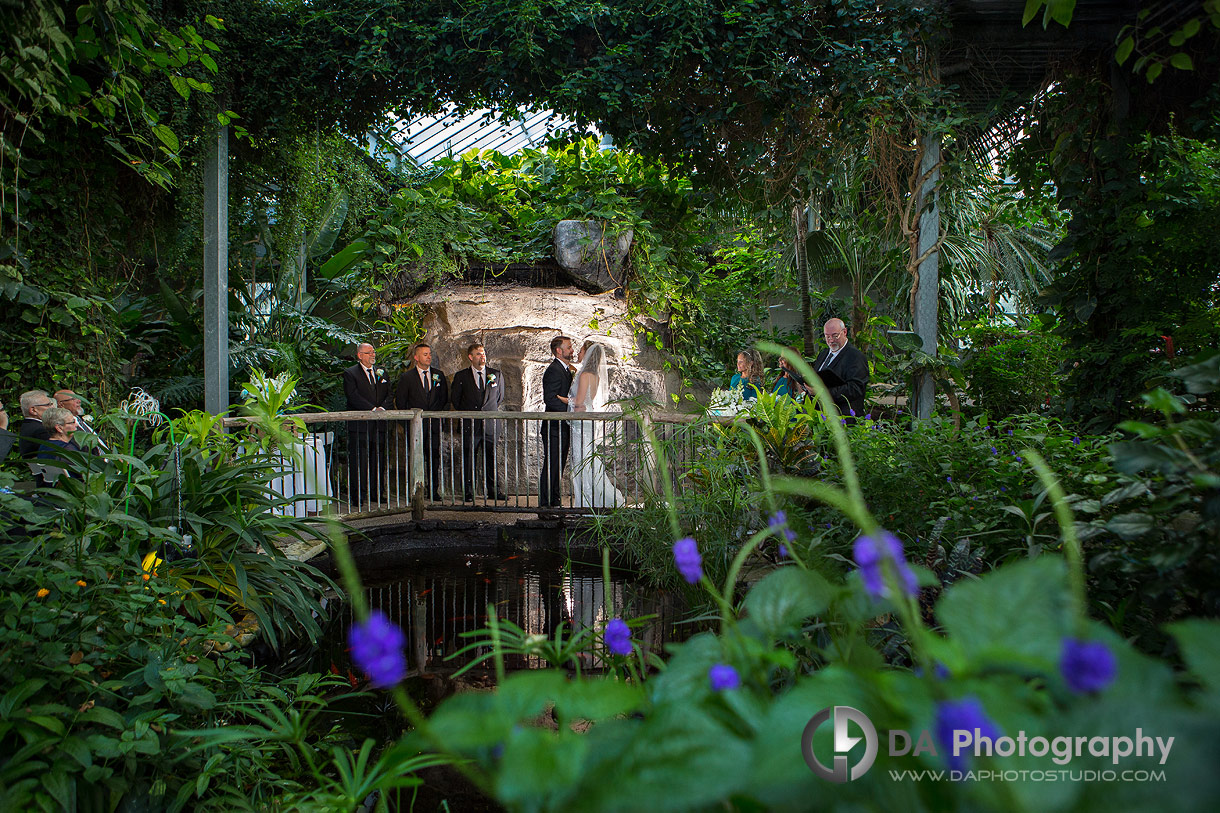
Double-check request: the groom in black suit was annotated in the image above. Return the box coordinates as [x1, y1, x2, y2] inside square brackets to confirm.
[450, 342, 506, 501]
[808, 318, 869, 420]
[539, 335, 574, 508]
[396, 343, 449, 500]
[342, 343, 393, 506]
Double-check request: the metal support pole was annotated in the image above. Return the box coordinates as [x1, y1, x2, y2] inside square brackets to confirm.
[913, 128, 941, 420]
[203, 125, 229, 416]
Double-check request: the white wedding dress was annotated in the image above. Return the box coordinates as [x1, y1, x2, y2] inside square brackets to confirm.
[568, 344, 625, 509]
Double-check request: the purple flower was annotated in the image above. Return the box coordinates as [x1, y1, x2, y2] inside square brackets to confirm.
[673, 537, 703, 583]
[990, 446, 998, 455]
[946, 475, 952, 482]
[864, 413, 872, 420]
[604, 618, 632, 656]
[708, 663, 741, 691]
[769, 511, 797, 543]
[853, 531, 918, 599]
[914, 662, 951, 680]
[1072, 436, 1081, 445]
[935, 697, 1001, 772]
[349, 611, 407, 688]
[1007, 429, 1013, 436]
[778, 544, 789, 558]
[1060, 638, 1117, 693]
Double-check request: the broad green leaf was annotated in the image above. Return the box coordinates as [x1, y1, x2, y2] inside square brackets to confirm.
[552, 677, 643, 721]
[317, 239, 369, 279]
[1115, 35, 1135, 64]
[152, 124, 179, 153]
[1105, 513, 1154, 541]
[1167, 619, 1220, 693]
[495, 726, 588, 808]
[937, 557, 1071, 670]
[742, 567, 833, 639]
[1169, 52, 1194, 70]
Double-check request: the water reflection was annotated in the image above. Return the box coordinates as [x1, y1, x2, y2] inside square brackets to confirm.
[340, 546, 683, 672]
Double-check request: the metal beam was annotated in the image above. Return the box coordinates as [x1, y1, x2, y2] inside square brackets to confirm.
[913, 128, 941, 420]
[203, 125, 229, 416]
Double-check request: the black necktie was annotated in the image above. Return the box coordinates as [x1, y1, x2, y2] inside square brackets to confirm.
[477, 370, 484, 390]
[366, 367, 375, 387]
[423, 370, 430, 391]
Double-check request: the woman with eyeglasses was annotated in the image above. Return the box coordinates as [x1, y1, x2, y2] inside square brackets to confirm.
[37, 406, 83, 479]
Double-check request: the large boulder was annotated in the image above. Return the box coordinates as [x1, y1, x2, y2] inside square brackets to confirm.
[402, 284, 673, 412]
[553, 220, 633, 293]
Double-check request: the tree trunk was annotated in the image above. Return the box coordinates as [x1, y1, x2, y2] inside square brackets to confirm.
[794, 203, 813, 351]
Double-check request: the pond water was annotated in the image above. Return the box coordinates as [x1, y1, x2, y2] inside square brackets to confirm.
[317, 524, 689, 676]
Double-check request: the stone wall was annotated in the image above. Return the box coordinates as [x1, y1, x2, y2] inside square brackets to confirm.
[401, 284, 675, 411]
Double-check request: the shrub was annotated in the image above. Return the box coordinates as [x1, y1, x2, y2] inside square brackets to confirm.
[962, 321, 1064, 416]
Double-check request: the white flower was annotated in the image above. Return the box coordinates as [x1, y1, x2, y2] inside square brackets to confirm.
[488, 373, 497, 383]
[376, 368, 385, 378]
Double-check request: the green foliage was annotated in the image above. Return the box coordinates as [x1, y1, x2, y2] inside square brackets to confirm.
[962, 320, 1064, 416]
[1010, 78, 1220, 427]
[1081, 351, 1220, 647]
[327, 374, 1220, 812]
[0, 0, 223, 191]
[0, 407, 362, 809]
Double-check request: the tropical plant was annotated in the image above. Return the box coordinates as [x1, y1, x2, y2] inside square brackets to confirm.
[324, 348, 1220, 812]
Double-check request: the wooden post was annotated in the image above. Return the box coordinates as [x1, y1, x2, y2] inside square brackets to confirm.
[410, 410, 425, 519]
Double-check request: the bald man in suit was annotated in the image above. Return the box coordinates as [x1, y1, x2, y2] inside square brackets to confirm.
[343, 343, 392, 507]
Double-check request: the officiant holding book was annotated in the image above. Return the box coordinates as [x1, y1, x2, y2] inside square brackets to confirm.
[806, 318, 868, 420]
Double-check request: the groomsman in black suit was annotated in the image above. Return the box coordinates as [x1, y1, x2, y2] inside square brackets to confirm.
[808, 318, 869, 420]
[539, 335, 574, 508]
[342, 343, 392, 506]
[396, 343, 449, 500]
[450, 342, 507, 501]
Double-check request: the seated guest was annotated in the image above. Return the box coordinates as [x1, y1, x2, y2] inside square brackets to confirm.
[54, 389, 107, 452]
[0, 400, 15, 460]
[772, 355, 805, 398]
[17, 390, 55, 460]
[38, 406, 83, 481]
[730, 350, 764, 399]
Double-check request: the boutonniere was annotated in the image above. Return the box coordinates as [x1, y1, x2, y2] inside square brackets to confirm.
[431, 373, 441, 384]
[376, 368, 385, 380]
[487, 373, 497, 384]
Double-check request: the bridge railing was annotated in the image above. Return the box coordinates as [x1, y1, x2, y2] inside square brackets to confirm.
[222, 410, 726, 518]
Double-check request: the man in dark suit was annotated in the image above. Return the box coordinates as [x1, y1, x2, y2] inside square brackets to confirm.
[0, 400, 16, 461]
[396, 343, 449, 500]
[17, 390, 55, 460]
[342, 343, 393, 507]
[539, 335, 574, 508]
[808, 318, 869, 420]
[450, 342, 507, 501]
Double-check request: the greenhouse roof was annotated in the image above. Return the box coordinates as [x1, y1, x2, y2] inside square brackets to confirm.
[369, 105, 573, 167]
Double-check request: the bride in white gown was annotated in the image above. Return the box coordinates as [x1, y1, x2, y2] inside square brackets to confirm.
[568, 340, 625, 509]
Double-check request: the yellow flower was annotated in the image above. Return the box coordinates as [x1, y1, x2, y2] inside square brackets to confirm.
[158, 599, 167, 605]
[76, 580, 87, 587]
[142, 574, 151, 582]
[36, 588, 49, 598]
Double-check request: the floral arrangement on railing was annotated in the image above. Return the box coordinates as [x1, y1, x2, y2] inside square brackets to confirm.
[708, 384, 749, 416]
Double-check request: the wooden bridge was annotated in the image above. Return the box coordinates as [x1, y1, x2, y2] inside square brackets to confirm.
[224, 410, 713, 520]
